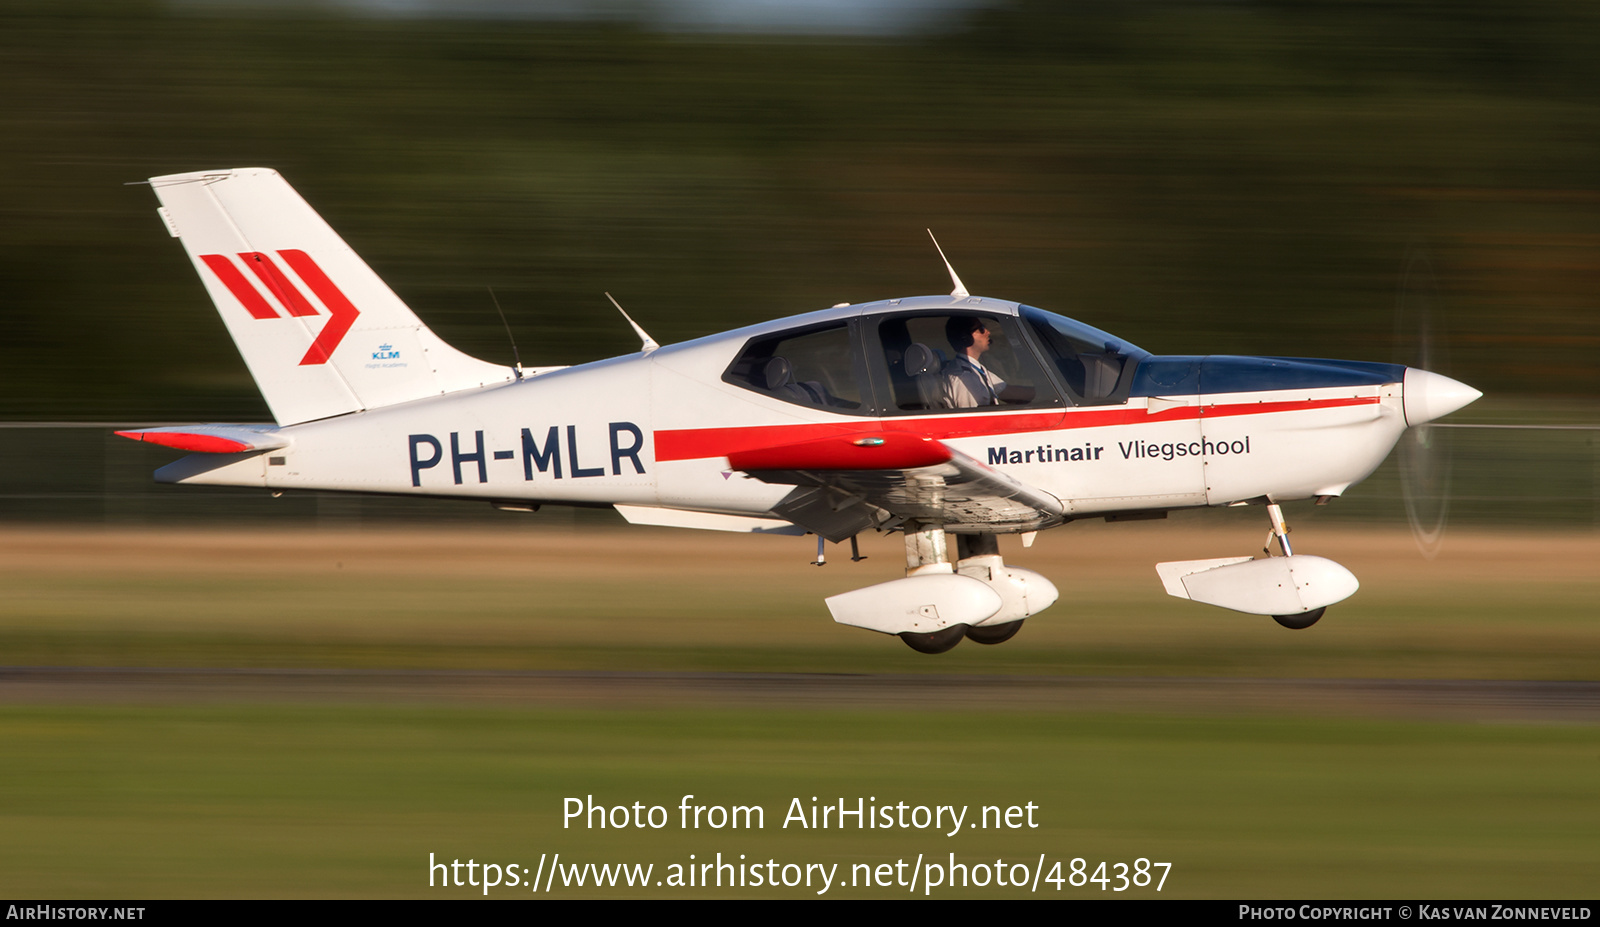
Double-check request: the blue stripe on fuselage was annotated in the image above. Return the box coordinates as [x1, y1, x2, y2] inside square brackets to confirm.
[1130, 356, 1404, 397]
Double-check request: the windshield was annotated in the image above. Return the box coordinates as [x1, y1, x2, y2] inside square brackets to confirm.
[1019, 305, 1148, 405]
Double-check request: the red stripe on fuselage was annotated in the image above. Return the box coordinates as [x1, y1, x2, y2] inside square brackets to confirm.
[653, 395, 1380, 462]
[277, 249, 361, 366]
[200, 254, 278, 320]
[655, 411, 1067, 463]
[1198, 395, 1378, 420]
[239, 251, 320, 317]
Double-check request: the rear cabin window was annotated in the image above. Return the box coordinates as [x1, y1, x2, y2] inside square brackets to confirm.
[723, 323, 867, 413]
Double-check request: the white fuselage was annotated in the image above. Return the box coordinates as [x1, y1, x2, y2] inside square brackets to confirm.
[160, 313, 1410, 525]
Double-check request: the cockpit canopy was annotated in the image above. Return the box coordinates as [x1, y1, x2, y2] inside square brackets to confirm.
[722, 302, 1147, 415]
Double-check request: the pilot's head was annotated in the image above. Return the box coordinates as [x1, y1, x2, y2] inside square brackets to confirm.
[947, 316, 990, 353]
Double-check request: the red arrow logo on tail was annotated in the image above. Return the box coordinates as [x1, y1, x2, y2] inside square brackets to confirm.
[276, 250, 360, 365]
[239, 251, 319, 317]
[198, 250, 361, 366]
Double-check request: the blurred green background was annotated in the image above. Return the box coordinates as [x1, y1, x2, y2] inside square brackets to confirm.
[4, 0, 1599, 422]
[4, 0, 1599, 528]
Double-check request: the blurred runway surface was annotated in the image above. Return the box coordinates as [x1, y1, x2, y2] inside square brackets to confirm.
[3, 666, 1596, 721]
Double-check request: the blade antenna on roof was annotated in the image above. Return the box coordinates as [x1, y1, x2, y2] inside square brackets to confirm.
[926, 229, 969, 298]
[607, 292, 660, 354]
[487, 286, 524, 380]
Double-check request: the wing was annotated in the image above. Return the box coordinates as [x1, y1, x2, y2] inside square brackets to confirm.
[728, 432, 1065, 542]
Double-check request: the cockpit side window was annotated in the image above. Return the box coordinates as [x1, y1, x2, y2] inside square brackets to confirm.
[1020, 305, 1148, 406]
[872, 312, 1061, 414]
[723, 322, 868, 413]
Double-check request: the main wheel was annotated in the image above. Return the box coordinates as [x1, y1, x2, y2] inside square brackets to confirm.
[1273, 607, 1326, 630]
[965, 620, 1024, 645]
[899, 624, 969, 654]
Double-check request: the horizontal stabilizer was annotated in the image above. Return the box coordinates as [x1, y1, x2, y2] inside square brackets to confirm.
[1156, 555, 1359, 615]
[115, 424, 287, 454]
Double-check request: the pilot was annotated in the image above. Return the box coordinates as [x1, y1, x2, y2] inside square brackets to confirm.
[942, 316, 1008, 408]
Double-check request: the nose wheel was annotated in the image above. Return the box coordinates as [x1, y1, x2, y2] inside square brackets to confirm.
[1272, 607, 1325, 630]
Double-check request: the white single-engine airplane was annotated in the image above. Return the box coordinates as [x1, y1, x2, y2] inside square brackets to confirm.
[122, 168, 1482, 653]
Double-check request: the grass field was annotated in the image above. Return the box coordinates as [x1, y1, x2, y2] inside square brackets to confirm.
[0, 522, 1595, 898]
[1, 520, 1596, 679]
[2, 706, 1594, 899]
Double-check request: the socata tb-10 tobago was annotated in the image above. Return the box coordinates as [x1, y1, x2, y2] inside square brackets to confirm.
[121, 168, 1481, 653]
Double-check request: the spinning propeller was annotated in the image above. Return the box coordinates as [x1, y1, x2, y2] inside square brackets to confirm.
[1393, 248, 1457, 559]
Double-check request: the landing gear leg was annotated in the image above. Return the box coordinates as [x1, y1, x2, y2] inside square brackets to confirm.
[1264, 502, 1293, 557]
[954, 534, 1025, 644]
[955, 533, 999, 560]
[1264, 503, 1323, 629]
[904, 523, 950, 575]
[897, 523, 969, 653]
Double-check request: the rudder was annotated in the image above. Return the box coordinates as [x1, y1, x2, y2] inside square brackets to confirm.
[150, 168, 513, 425]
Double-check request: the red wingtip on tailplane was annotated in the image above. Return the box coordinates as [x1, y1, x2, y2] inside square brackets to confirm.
[116, 431, 252, 454]
[115, 425, 289, 455]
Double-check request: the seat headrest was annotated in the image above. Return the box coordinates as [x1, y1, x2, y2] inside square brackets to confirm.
[763, 356, 793, 390]
[905, 343, 938, 377]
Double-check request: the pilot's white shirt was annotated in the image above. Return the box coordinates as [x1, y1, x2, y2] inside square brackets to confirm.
[942, 355, 1006, 408]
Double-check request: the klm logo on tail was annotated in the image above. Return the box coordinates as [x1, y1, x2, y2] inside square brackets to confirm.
[198, 250, 361, 366]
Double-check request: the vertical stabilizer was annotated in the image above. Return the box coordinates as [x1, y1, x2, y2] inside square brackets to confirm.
[150, 168, 513, 425]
